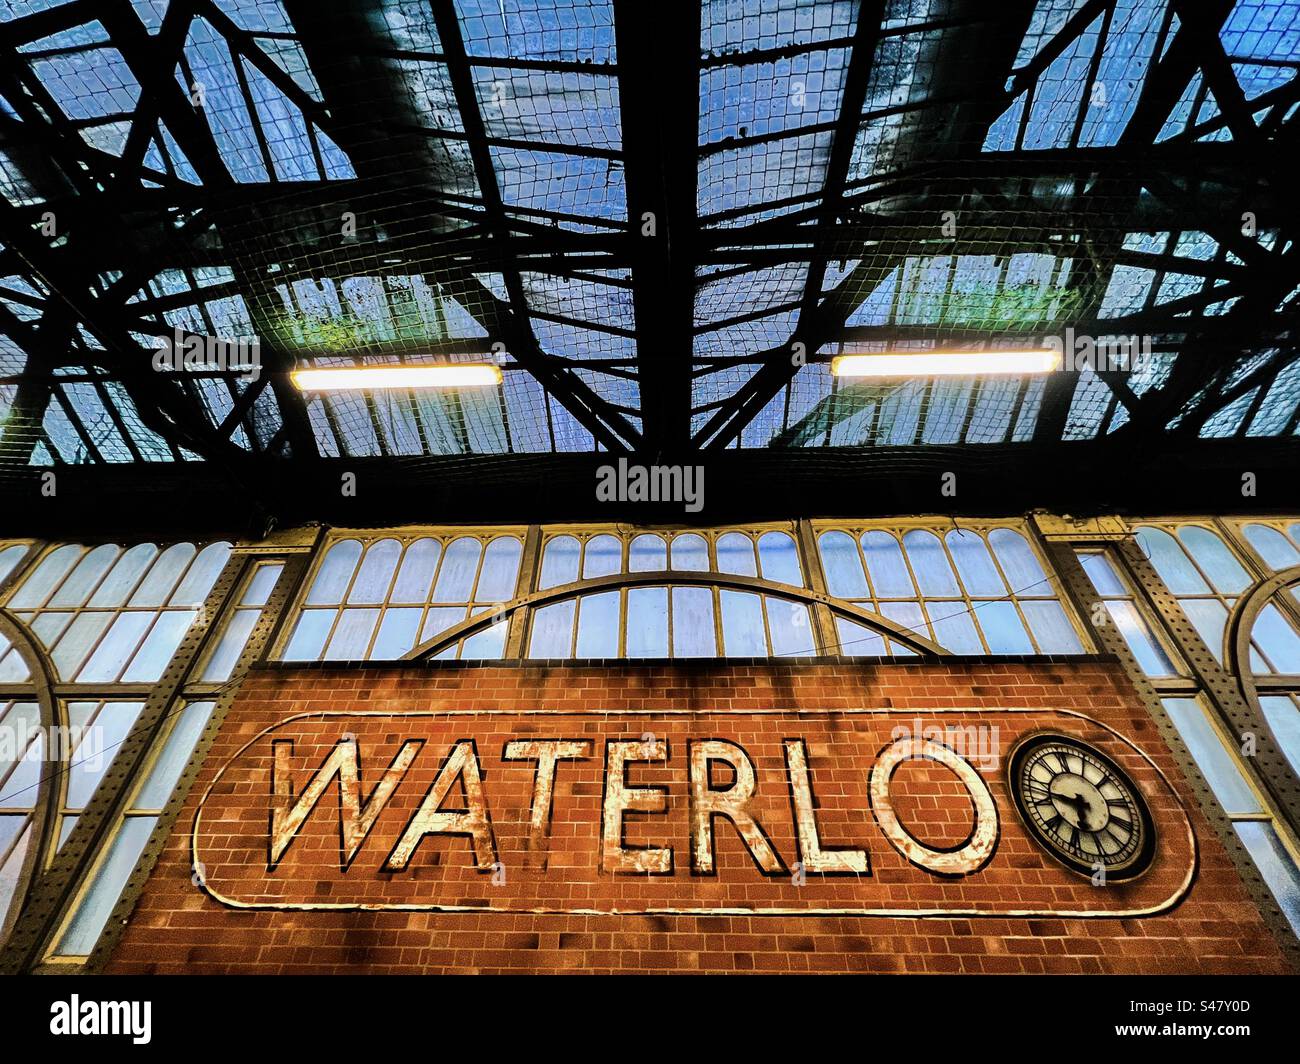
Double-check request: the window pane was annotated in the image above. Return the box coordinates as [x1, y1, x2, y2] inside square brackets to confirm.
[716, 532, 757, 577]
[0, 544, 27, 585]
[390, 539, 441, 603]
[171, 542, 232, 606]
[1243, 524, 1300, 571]
[462, 620, 507, 660]
[76, 613, 153, 682]
[121, 611, 198, 682]
[55, 816, 157, 956]
[538, 536, 580, 589]
[50, 545, 120, 607]
[202, 608, 260, 681]
[134, 700, 216, 810]
[582, 535, 622, 578]
[879, 601, 930, 645]
[1162, 698, 1262, 815]
[306, 540, 363, 605]
[1259, 696, 1300, 780]
[903, 530, 959, 597]
[671, 587, 716, 658]
[1251, 604, 1300, 672]
[1105, 601, 1177, 676]
[9, 545, 81, 608]
[370, 608, 423, 659]
[1020, 600, 1084, 653]
[1234, 821, 1300, 938]
[66, 702, 145, 809]
[1181, 599, 1230, 662]
[629, 534, 667, 572]
[1134, 526, 1209, 594]
[347, 540, 401, 604]
[670, 534, 709, 572]
[128, 543, 196, 607]
[834, 617, 885, 657]
[862, 532, 914, 597]
[0, 819, 33, 929]
[475, 538, 523, 601]
[818, 531, 867, 598]
[767, 600, 815, 656]
[88, 544, 158, 607]
[282, 609, 333, 661]
[945, 531, 1006, 596]
[757, 532, 802, 586]
[432, 538, 482, 601]
[987, 528, 1049, 594]
[1177, 526, 1251, 594]
[930, 605, 984, 653]
[626, 588, 669, 657]
[575, 592, 619, 657]
[241, 563, 283, 607]
[528, 600, 575, 657]
[975, 601, 1034, 654]
[49, 613, 113, 679]
[720, 590, 766, 656]
[324, 608, 380, 660]
[421, 607, 466, 643]
[1078, 551, 1126, 595]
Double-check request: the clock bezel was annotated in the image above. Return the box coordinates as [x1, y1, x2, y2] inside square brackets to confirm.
[1006, 732, 1157, 881]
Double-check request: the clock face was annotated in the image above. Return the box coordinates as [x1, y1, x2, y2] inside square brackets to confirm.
[1008, 735, 1155, 880]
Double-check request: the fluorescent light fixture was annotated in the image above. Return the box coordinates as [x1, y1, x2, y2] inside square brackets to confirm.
[830, 350, 1061, 378]
[290, 363, 503, 391]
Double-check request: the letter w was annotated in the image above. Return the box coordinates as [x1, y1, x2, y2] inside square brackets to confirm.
[270, 738, 423, 870]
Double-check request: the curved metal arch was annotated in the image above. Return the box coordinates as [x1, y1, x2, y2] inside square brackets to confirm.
[0, 608, 60, 943]
[399, 569, 951, 661]
[1225, 563, 1300, 745]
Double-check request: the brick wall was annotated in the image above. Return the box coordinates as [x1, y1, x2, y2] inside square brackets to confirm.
[107, 659, 1293, 974]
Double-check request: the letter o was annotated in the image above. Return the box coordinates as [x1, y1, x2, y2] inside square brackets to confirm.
[869, 738, 998, 876]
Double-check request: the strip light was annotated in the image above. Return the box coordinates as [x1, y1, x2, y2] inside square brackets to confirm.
[290, 363, 503, 390]
[830, 350, 1061, 378]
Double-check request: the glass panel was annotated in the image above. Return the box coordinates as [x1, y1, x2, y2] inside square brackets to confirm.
[8, 545, 81, 608]
[987, 528, 1049, 594]
[671, 587, 716, 657]
[974, 601, 1034, 654]
[1162, 698, 1262, 815]
[50, 545, 120, 607]
[1181, 599, 1230, 663]
[1251, 604, 1300, 672]
[903, 531, 959, 597]
[1078, 551, 1126, 595]
[1243, 524, 1300, 571]
[134, 700, 216, 810]
[0, 544, 27, 585]
[626, 588, 669, 657]
[1020, 600, 1084, 653]
[461, 621, 508, 660]
[346, 540, 401, 604]
[767, 599, 815, 656]
[432, 538, 482, 601]
[834, 616, 885, 657]
[390, 539, 441, 603]
[1105, 601, 1177, 676]
[1259, 696, 1300, 780]
[582, 534, 622, 578]
[1177, 526, 1251, 593]
[306, 540, 363, 605]
[202, 608, 259, 681]
[720, 591, 767, 656]
[538, 536, 580, 589]
[282, 609, 334, 661]
[475, 537, 523, 601]
[369, 608, 423, 659]
[324, 608, 380, 659]
[757, 532, 802, 586]
[55, 816, 158, 957]
[930, 605, 984, 654]
[50, 613, 113, 679]
[88, 544, 158, 607]
[421, 607, 466, 643]
[528, 600, 576, 657]
[575, 592, 619, 657]
[716, 532, 757, 577]
[861, 532, 914, 597]
[1134, 526, 1209, 594]
[65, 701, 145, 809]
[242, 563, 283, 607]
[629, 534, 667, 572]
[818, 531, 867, 598]
[170, 542, 232, 606]
[121, 611, 197, 682]
[74, 613, 152, 682]
[128, 543, 196, 607]
[1234, 822, 1300, 938]
[0, 820, 33, 928]
[879, 601, 930, 643]
[945, 531, 1006, 596]
[670, 533, 709, 572]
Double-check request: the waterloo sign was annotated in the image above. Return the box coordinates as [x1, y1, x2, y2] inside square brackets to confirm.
[192, 707, 1195, 917]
